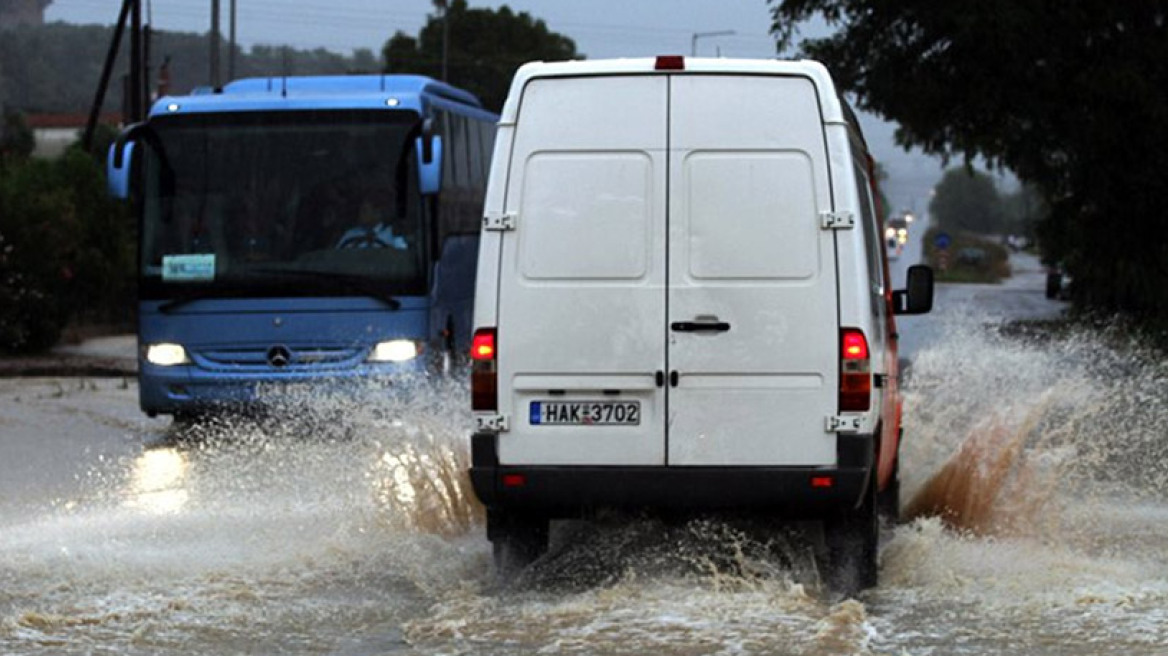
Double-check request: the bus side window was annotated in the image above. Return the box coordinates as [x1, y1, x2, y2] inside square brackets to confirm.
[468, 119, 484, 188]
[439, 111, 454, 193]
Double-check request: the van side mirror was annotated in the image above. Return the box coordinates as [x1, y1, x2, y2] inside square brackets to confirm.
[893, 265, 934, 315]
[416, 134, 443, 195]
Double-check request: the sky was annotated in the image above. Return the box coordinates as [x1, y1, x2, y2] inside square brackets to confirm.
[44, 0, 946, 215]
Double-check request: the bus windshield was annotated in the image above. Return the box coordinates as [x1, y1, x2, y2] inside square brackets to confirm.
[139, 110, 427, 300]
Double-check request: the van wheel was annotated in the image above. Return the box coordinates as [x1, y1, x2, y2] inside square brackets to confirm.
[822, 471, 879, 596]
[489, 511, 549, 578]
[877, 458, 901, 524]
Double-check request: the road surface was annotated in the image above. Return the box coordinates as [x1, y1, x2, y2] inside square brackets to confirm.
[2, 241, 1166, 655]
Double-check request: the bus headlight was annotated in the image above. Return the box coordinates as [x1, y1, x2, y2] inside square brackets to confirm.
[369, 340, 422, 363]
[145, 343, 189, 366]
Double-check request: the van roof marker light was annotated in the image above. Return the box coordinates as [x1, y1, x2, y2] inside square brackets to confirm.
[655, 55, 685, 71]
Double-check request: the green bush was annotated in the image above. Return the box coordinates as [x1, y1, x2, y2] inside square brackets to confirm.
[921, 227, 1011, 284]
[0, 145, 133, 354]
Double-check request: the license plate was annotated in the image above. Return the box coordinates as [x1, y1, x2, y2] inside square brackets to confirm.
[530, 401, 641, 426]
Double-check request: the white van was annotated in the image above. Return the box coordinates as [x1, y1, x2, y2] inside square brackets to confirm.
[468, 57, 933, 592]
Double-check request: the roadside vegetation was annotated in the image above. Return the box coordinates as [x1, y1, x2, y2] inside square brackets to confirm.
[0, 117, 132, 353]
[772, 0, 1168, 335]
[921, 227, 1010, 284]
[921, 167, 1033, 284]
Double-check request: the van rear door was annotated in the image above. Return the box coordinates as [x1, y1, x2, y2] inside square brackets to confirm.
[666, 74, 838, 466]
[495, 75, 669, 466]
[495, 71, 838, 469]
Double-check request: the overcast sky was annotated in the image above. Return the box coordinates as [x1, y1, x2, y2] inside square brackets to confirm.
[45, 0, 946, 213]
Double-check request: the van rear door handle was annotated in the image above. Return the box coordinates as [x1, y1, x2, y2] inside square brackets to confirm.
[670, 321, 731, 333]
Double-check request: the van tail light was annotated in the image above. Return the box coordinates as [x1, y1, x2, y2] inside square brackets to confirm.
[839, 328, 871, 412]
[470, 328, 497, 411]
[655, 55, 685, 71]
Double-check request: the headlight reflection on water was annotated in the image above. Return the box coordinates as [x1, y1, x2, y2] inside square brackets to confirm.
[125, 447, 191, 514]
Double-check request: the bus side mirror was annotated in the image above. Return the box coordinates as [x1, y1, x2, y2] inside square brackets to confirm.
[108, 122, 147, 199]
[107, 141, 134, 199]
[416, 134, 443, 195]
[893, 265, 934, 315]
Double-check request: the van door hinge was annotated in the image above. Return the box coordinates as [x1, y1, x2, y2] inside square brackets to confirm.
[820, 211, 855, 230]
[825, 415, 866, 433]
[476, 414, 510, 432]
[483, 211, 517, 232]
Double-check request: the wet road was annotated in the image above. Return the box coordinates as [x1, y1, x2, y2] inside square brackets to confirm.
[3, 248, 1167, 655]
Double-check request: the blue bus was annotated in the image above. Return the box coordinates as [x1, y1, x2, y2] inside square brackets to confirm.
[108, 75, 497, 418]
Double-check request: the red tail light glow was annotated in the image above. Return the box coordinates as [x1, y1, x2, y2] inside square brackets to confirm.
[842, 331, 869, 360]
[655, 55, 685, 71]
[471, 328, 498, 411]
[839, 328, 871, 412]
[471, 329, 496, 361]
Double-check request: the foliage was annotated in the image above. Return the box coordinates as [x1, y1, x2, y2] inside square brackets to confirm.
[920, 226, 1010, 284]
[999, 184, 1044, 244]
[0, 109, 33, 161]
[769, 1, 1168, 328]
[0, 143, 133, 353]
[928, 168, 1005, 235]
[382, 0, 579, 112]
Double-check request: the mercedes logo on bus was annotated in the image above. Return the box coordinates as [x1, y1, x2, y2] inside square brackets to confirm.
[267, 345, 292, 368]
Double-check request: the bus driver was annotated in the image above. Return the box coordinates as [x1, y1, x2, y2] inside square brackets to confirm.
[336, 191, 408, 250]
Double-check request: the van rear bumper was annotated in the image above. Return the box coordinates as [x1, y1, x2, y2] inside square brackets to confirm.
[469, 432, 873, 518]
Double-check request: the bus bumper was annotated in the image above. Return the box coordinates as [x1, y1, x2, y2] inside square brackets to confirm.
[138, 360, 432, 416]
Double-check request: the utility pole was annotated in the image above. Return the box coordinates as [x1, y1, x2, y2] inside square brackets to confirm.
[691, 30, 735, 56]
[83, 0, 134, 150]
[434, 0, 448, 81]
[129, 0, 142, 122]
[228, 0, 237, 82]
[210, 0, 221, 89]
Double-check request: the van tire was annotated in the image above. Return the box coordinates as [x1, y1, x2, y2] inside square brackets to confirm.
[877, 457, 901, 524]
[489, 512, 549, 577]
[822, 470, 879, 596]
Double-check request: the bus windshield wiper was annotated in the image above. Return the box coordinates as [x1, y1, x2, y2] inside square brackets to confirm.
[247, 268, 402, 310]
[158, 293, 213, 314]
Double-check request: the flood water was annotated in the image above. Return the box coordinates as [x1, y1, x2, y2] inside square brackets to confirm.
[2, 310, 1167, 654]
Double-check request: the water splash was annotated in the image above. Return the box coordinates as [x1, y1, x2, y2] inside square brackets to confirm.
[899, 315, 1168, 537]
[0, 373, 487, 654]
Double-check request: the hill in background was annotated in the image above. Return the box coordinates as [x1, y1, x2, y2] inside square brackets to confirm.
[0, 22, 378, 115]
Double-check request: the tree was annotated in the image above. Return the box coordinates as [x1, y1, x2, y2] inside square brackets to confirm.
[929, 168, 1005, 235]
[0, 109, 33, 162]
[769, 1, 1168, 326]
[1000, 184, 1044, 243]
[381, 0, 579, 112]
[0, 137, 132, 352]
